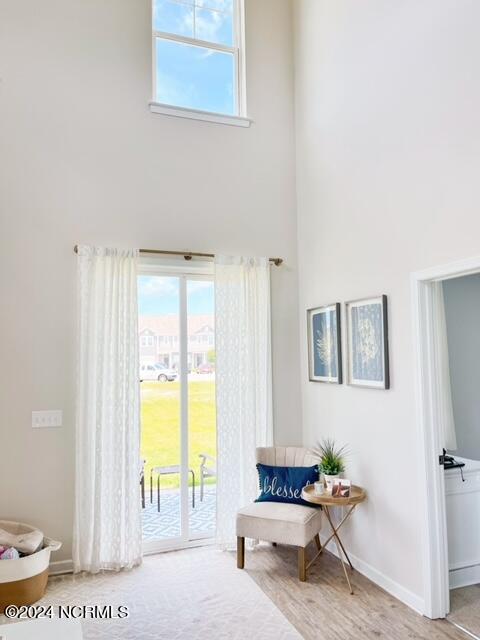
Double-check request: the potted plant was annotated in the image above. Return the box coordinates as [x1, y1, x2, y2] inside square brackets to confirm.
[315, 438, 348, 494]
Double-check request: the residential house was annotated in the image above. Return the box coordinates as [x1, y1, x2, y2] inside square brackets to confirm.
[139, 314, 214, 369]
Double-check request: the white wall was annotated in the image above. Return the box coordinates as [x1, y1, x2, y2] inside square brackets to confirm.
[0, 0, 300, 562]
[443, 274, 480, 461]
[294, 0, 480, 608]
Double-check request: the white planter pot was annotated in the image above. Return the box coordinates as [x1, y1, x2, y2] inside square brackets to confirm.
[324, 474, 340, 494]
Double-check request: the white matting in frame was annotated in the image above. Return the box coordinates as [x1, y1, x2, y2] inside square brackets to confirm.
[346, 295, 390, 389]
[307, 303, 342, 384]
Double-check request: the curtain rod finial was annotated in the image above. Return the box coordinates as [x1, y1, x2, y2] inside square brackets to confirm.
[273, 258, 283, 267]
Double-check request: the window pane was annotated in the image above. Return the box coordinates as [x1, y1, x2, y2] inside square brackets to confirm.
[153, 0, 194, 38]
[187, 280, 216, 538]
[156, 38, 235, 115]
[195, 6, 233, 46]
[138, 276, 181, 542]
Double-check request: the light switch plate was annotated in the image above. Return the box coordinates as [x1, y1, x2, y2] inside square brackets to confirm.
[32, 410, 63, 428]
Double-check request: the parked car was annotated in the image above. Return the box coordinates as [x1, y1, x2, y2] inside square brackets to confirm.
[154, 363, 178, 382]
[196, 362, 215, 374]
[139, 363, 177, 382]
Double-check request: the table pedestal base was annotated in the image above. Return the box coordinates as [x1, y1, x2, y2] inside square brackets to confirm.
[312, 504, 358, 594]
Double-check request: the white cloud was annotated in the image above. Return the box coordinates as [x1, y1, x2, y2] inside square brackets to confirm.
[138, 276, 178, 298]
[187, 280, 214, 294]
[138, 277, 212, 299]
[195, 0, 233, 11]
[194, 11, 222, 40]
[173, 1, 231, 45]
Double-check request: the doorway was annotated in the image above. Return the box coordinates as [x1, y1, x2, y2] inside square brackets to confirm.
[412, 255, 480, 629]
[138, 263, 216, 553]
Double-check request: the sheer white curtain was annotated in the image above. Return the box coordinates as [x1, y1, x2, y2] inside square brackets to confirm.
[74, 246, 142, 573]
[215, 256, 273, 547]
[432, 281, 457, 451]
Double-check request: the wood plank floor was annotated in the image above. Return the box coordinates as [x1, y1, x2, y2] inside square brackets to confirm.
[449, 585, 480, 638]
[237, 543, 468, 640]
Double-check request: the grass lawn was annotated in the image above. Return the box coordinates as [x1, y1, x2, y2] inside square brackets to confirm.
[140, 380, 216, 490]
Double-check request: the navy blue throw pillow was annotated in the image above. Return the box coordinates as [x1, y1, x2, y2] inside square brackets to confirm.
[255, 463, 319, 506]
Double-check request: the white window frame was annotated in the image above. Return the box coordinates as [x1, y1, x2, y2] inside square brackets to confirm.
[150, 0, 251, 127]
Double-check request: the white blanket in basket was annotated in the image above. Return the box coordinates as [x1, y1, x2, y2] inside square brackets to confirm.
[0, 529, 43, 556]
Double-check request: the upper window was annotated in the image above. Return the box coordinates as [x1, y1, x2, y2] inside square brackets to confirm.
[152, 0, 245, 118]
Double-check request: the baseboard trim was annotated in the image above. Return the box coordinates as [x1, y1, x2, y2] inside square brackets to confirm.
[319, 535, 425, 615]
[49, 559, 73, 575]
[48, 540, 214, 575]
[449, 563, 480, 590]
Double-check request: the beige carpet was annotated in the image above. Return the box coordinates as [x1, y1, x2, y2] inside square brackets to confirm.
[449, 585, 480, 638]
[1, 548, 301, 640]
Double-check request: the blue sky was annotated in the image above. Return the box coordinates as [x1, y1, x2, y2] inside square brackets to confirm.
[138, 276, 214, 316]
[154, 0, 235, 114]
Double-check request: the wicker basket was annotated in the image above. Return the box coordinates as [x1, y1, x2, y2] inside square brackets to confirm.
[0, 520, 61, 612]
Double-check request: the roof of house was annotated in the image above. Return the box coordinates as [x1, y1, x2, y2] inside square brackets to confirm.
[139, 315, 214, 336]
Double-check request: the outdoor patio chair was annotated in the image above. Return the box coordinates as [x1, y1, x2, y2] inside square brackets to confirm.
[140, 459, 146, 508]
[150, 465, 195, 512]
[199, 453, 216, 501]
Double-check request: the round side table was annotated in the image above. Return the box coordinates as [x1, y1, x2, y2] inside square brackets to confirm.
[301, 484, 366, 594]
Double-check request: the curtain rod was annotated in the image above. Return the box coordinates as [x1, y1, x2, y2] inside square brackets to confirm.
[73, 246, 283, 266]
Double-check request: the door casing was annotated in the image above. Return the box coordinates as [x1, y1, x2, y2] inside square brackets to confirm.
[412, 254, 480, 618]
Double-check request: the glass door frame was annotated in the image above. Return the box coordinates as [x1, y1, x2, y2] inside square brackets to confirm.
[139, 258, 215, 555]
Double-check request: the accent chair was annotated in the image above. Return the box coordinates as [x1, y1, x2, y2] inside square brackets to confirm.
[236, 446, 322, 582]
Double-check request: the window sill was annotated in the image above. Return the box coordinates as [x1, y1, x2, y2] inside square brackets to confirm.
[149, 102, 252, 128]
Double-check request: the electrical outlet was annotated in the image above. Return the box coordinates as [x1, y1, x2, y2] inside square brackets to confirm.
[32, 410, 63, 428]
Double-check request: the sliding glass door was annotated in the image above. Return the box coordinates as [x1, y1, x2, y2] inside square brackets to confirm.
[187, 280, 216, 539]
[138, 268, 216, 552]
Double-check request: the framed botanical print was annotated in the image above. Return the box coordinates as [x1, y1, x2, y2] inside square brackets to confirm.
[346, 295, 390, 389]
[307, 303, 342, 384]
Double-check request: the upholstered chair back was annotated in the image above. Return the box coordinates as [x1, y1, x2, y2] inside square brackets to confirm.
[256, 446, 319, 468]
[238, 446, 324, 582]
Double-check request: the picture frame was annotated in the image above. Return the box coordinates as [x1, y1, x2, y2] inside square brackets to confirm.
[346, 295, 390, 389]
[332, 479, 351, 498]
[307, 303, 342, 384]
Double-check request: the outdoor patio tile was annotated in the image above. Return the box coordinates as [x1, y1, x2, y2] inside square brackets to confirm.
[142, 485, 216, 539]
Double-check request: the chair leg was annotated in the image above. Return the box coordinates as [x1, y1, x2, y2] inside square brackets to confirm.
[314, 534, 321, 551]
[298, 546, 307, 582]
[190, 469, 195, 509]
[200, 475, 204, 502]
[237, 537, 245, 569]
